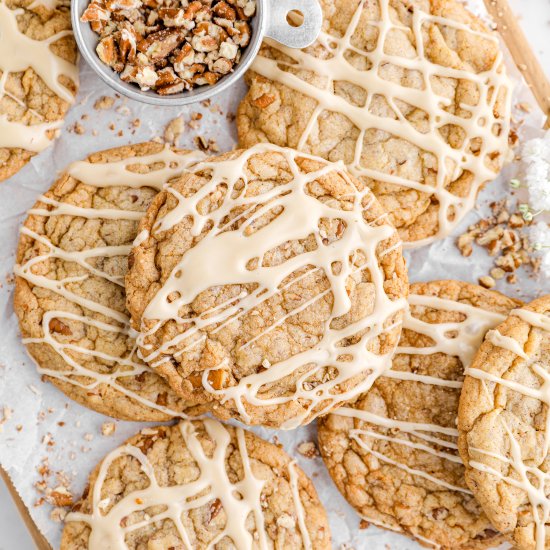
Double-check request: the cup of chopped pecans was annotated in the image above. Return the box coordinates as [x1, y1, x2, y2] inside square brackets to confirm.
[72, 0, 323, 105]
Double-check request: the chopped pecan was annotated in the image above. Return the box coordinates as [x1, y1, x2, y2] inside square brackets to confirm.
[119, 21, 140, 63]
[81, 1, 110, 22]
[213, 1, 236, 20]
[137, 28, 185, 60]
[96, 36, 124, 71]
[49, 318, 72, 336]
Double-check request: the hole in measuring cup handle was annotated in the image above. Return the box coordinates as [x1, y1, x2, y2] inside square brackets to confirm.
[264, 0, 323, 49]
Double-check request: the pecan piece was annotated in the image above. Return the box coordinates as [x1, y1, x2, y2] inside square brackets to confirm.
[119, 21, 140, 63]
[120, 64, 159, 88]
[173, 43, 195, 72]
[105, 0, 141, 9]
[137, 28, 185, 61]
[80, 1, 110, 23]
[158, 8, 186, 27]
[96, 36, 124, 72]
[213, 1, 236, 20]
[49, 318, 72, 336]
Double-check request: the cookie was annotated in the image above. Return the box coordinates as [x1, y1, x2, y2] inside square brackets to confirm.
[458, 295, 550, 550]
[318, 280, 521, 548]
[0, 0, 79, 183]
[126, 143, 408, 428]
[61, 418, 331, 549]
[237, 0, 511, 247]
[14, 142, 207, 421]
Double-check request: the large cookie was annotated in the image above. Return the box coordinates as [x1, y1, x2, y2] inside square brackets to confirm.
[318, 280, 521, 548]
[126, 143, 408, 428]
[0, 0, 79, 183]
[14, 142, 207, 421]
[458, 295, 550, 550]
[237, 0, 511, 247]
[61, 419, 331, 549]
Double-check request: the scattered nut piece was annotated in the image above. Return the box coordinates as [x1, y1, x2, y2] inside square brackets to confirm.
[164, 115, 185, 144]
[101, 422, 116, 436]
[297, 441, 319, 458]
[478, 276, 495, 289]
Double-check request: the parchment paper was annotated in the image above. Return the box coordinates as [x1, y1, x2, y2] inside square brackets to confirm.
[0, 1, 547, 547]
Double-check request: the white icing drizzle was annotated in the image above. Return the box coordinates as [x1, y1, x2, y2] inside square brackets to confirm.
[65, 419, 282, 550]
[0, 0, 78, 152]
[288, 461, 312, 550]
[465, 306, 550, 549]
[15, 147, 205, 418]
[136, 143, 407, 428]
[250, 0, 511, 247]
[513, 308, 550, 332]
[485, 328, 529, 359]
[332, 292, 508, 505]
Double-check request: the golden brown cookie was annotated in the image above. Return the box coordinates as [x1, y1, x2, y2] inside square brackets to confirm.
[318, 280, 521, 549]
[237, 0, 511, 247]
[14, 142, 207, 421]
[0, 0, 78, 182]
[126, 144, 408, 428]
[458, 294, 550, 550]
[61, 419, 331, 549]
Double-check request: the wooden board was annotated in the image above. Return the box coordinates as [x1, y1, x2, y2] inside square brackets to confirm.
[0, 466, 52, 550]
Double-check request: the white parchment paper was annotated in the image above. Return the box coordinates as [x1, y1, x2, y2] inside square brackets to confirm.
[0, 1, 548, 547]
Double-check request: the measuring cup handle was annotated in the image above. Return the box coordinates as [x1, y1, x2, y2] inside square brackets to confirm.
[264, 0, 323, 49]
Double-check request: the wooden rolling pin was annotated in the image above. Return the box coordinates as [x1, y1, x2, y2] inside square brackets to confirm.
[483, 0, 550, 128]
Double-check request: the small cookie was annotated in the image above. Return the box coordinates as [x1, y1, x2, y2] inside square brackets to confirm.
[458, 295, 550, 550]
[126, 144, 408, 428]
[14, 142, 206, 421]
[0, 0, 79, 183]
[61, 419, 331, 549]
[318, 280, 521, 548]
[237, 0, 511, 247]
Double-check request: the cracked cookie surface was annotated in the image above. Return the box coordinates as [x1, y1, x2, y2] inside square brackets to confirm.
[318, 280, 521, 549]
[0, 0, 78, 182]
[14, 142, 206, 421]
[237, 0, 511, 246]
[61, 419, 331, 549]
[126, 144, 408, 428]
[458, 294, 550, 550]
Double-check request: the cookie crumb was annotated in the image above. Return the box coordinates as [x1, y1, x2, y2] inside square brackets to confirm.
[94, 96, 115, 110]
[164, 116, 185, 145]
[50, 507, 67, 523]
[0, 406, 13, 432]
[478, 276, 495, 289]
[101, 422, 116, 436]
[297, 441, 319, 458]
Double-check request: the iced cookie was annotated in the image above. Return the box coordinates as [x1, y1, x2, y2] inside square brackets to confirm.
[237, 0, 511, 247]
[61, 419, 330, 549]
[318, 280, 521, 548]
[126, 144, 408, 428]
[14, 142, 207, 421]
[0, 0, 79, 183]
[458, 295, 550, 550]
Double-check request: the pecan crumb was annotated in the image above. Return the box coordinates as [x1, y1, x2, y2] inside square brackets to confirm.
[101, 422, 116, 436]
[94, 95, 116, 110]
[297, 441, 319, 459]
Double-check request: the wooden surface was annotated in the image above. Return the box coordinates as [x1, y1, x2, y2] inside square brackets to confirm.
[483, 0, 550, 128]
[0, 466, 52, 550]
